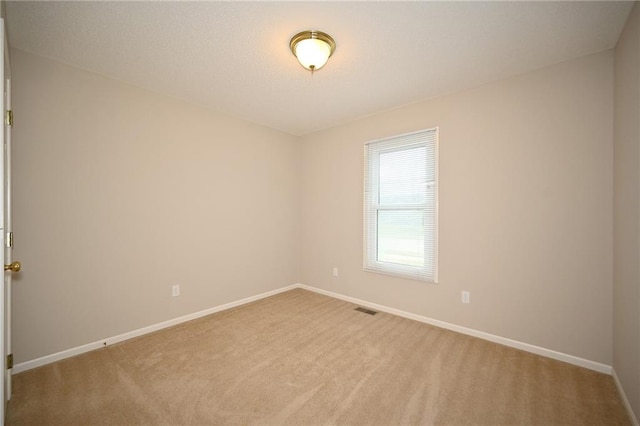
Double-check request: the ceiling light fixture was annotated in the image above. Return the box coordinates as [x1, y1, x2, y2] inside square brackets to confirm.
[289, 30, 336, 73]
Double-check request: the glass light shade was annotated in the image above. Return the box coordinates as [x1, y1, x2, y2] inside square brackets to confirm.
[294, 38, 332, 71]
[290, 31, 336, 72]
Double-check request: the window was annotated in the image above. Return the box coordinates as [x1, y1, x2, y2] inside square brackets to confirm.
[364, 128, 438, 282]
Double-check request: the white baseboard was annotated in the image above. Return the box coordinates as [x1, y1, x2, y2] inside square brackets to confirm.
[14, 282, 612, 378]
[613, 368, 640, 426]
[12, 284, 298, 374]
[296, 284, 613, 375]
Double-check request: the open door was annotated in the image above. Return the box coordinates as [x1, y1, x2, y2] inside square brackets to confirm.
[0, 17, 16, 424]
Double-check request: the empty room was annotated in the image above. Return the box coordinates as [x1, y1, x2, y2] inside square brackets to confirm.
[0, 0, 638, 424]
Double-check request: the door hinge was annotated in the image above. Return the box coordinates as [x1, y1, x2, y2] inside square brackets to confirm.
[6, 354, 13, 369]
[6, 232, 12, 248]
[5, 110, 12, 127]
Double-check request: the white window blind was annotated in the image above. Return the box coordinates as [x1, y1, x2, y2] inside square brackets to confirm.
[364, 128, 438, 282]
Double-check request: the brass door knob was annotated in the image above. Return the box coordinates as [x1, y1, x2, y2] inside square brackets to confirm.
[4, 262, 21, 272]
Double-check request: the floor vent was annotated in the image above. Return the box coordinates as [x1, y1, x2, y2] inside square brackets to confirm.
[355, 307, 377, 316]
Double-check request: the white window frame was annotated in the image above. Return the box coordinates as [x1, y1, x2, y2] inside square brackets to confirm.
[364, 128, 438, 282]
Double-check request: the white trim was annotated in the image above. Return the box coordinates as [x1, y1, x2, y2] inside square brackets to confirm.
[14, 282, 613, 377]
[297, 284, 612, 374]
[613, 368, 640, 426]
[12, 284, 298, 374]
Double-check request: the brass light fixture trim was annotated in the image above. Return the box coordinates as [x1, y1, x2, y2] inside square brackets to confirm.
[289, 30, 336, 72]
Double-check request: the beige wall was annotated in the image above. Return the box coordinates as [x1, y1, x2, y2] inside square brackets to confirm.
[10, 49, 300, 363]
[300, 51, 614, 365]
[10, 43, 620, 372]
[614, 2, 640, 420]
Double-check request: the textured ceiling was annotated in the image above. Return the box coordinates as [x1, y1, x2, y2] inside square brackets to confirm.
[5, 1, 634, 136]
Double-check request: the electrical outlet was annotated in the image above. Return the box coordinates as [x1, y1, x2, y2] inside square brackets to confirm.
[462, 291, 470, 304]
[333, 267, 339, 277]
[172, 284, 180, 297]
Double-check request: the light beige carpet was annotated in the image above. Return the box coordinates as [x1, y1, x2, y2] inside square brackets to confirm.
[6, 289, 631, 425]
